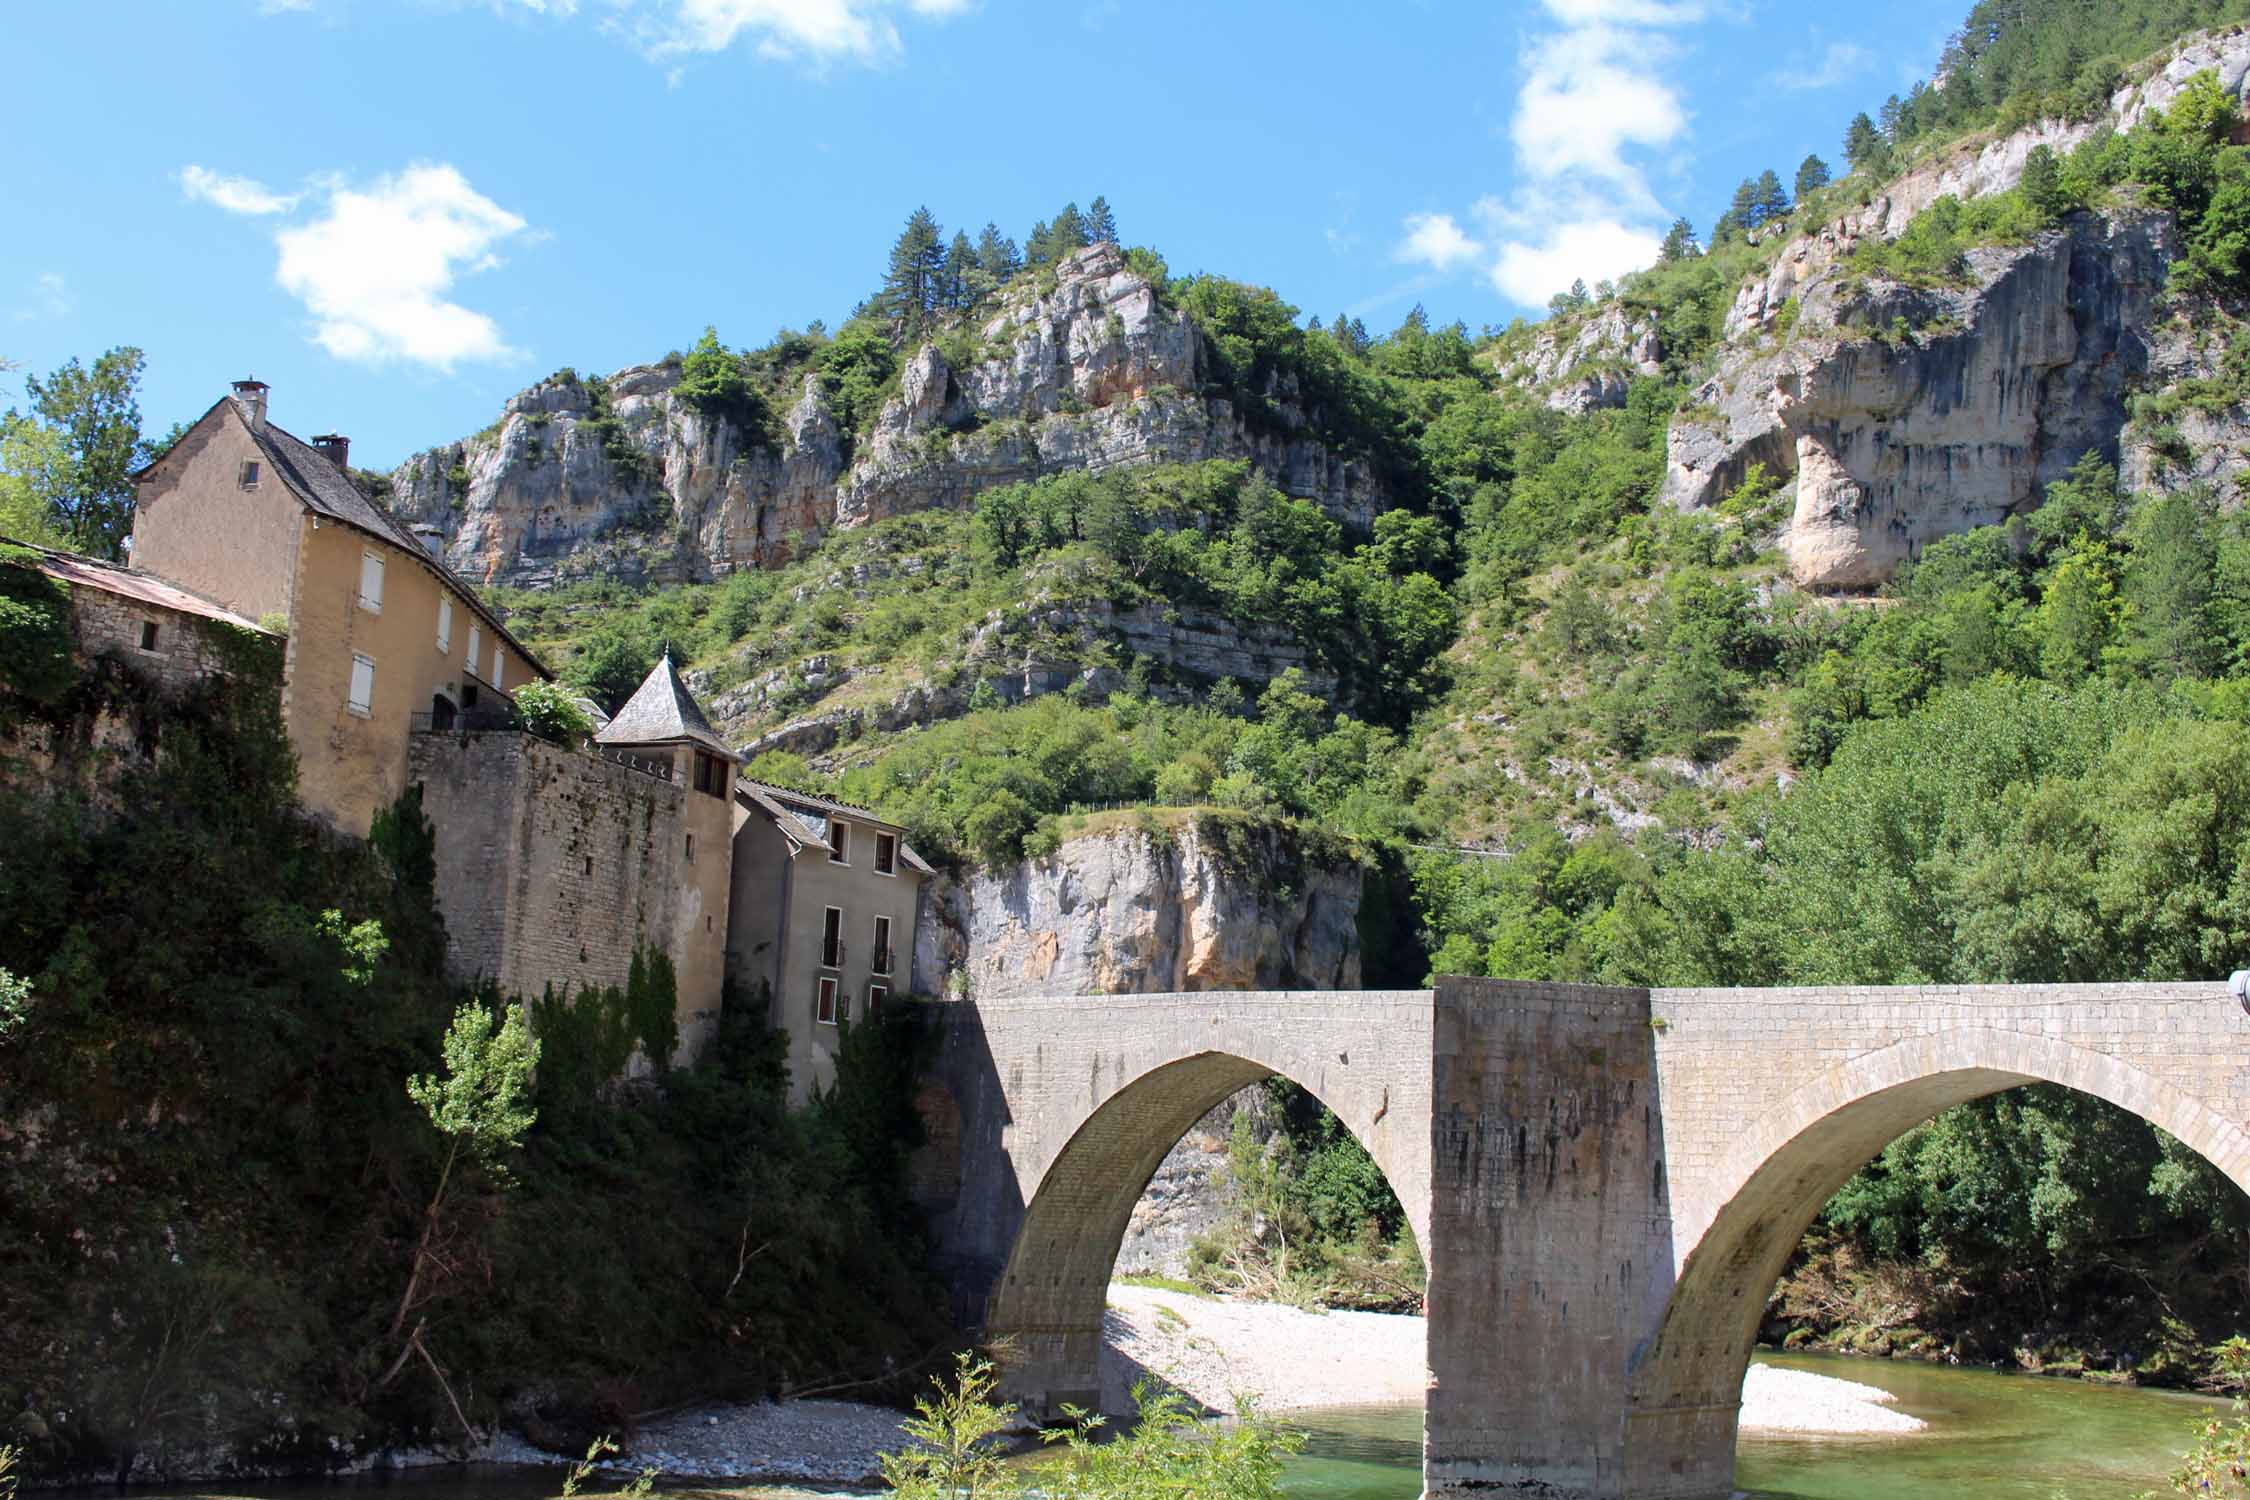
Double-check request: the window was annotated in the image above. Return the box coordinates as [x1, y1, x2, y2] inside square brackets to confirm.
[467, 626, 484, 679]
[872, 915, 893, 976]
[137, 620, 161, 653]
[816, 976, 838, 1025]
[437, 597, 453, 654]
[820, 906, 844, 970]
[358, 551, 385, 613]
[685, 833, 695, 862]
[867, 982, 889, 1016]
[693, 752, 728, 797]
[490, 642, 503, 688]
[874, 831, 898, 877]
[238, 460, 260, 490]
[828, 820, 850, 864]
[347, 653, 375, 716]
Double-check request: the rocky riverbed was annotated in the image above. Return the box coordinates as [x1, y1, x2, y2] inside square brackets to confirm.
[471, 1283, 1919, 1486]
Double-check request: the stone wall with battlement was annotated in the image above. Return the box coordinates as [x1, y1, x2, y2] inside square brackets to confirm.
[408, 730, 727, 1060]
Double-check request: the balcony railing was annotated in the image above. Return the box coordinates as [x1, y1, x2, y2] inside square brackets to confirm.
[821, 938, 846, 970]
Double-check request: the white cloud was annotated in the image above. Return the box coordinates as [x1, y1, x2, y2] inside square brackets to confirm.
[1397, 0, 1709, 307]
[1487, 218, 1663, 305]
[181, 162, 530, 370]
[180, 165, 301, 216]
[1768, 41, 1868, 92]
[625, 0, 969, 62]
[12, 273, 72, 323]
[256, 0, 314, 12]
[1398, 212, 1484, 271]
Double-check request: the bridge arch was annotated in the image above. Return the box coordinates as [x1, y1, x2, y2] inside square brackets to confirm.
[984, 1045, 1427, 1416]
[1629, 1026, 2250, 1491]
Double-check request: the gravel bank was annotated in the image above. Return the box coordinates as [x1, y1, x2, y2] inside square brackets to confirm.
[472, 1284, 1920, 1485]
[1101, 1283, 1925, 1436]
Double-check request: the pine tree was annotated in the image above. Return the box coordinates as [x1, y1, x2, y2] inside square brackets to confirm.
[1844, 113, 1885, 175]
[1795, 154, 1832, 201]
[943, 230, 980, 311]
[1879, 93, 1903, 142]
[1716, 178, 1758, 240]
[1752, 169, 1791, 227]
[976, 222, 1022, 283]
[880, 206, 947, 335]
[1659, 217, 1700, 261]
[1051, 202, 1089, 256]
[1086, 195, 1119, 245]
[1024, 219, 1053, 268]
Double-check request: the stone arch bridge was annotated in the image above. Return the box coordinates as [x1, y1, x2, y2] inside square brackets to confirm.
[916, 978, 2250, 1500]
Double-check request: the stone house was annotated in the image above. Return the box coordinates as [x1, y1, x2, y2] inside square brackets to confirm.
[729, 780, 931, 1102]
[131, 380, 548, 835]
[0, 538, 280, 785]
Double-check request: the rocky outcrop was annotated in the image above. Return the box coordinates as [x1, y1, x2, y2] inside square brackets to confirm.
[1493, 304, 1663, 413]
[389, 246, 1389, 588]
[918, 816, 1363, 1000]
[1666, 211, 2177, 590]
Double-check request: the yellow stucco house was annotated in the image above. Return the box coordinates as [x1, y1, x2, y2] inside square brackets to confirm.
[131, 380, 549, 833]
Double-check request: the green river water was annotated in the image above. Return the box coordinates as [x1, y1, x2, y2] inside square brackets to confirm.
[1289, 1354, 2223, 1500]
[71, 1353, 2227, 1500]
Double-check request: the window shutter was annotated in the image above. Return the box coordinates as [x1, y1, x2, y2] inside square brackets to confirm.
[348, 654, 375, 713]
[468, 626, 483, 677]
[437, 597, 453, 653]
[358, 552, 384, 612]
[490, 643, 503, 689]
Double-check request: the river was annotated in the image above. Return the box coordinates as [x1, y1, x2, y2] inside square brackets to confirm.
[1289, 1353, 2223, 1500]
[56, 1353, 2226, 1500]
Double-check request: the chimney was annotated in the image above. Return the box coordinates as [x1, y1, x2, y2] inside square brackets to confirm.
[231, 378, 269, 434]
[311, 433, 351, 470]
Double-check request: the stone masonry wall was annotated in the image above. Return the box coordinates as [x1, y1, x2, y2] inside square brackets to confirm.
[411, 731, 710, 1053]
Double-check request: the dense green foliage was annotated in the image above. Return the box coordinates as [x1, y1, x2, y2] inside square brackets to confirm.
[1, 346, 153, 559]
[0, 654, 947, 1477]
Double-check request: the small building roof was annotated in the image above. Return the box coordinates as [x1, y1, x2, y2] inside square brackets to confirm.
[736, 778, 934, 876]
[134, 394, 552, 681]
[2, 536, 277, 635]
[595, 653, 736, 760]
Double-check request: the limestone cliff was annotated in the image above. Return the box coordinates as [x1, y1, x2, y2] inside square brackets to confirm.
[388, 245, 1387, 587]
[1664, 27, 2250, 589]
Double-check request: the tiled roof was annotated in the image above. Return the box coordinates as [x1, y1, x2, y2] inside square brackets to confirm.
[595, 654, 735, 759]
[3, 537, 276, 633]
[135, 397, 552, 680]
[736, 778, 934, 876]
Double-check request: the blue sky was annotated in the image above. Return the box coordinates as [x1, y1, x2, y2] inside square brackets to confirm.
[4, 0, 1965, 469]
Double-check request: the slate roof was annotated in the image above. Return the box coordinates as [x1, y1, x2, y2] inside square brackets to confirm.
[2, 537, 277, 634]
[736, 778, 934, 876]
[595, 654, 736, 759]
[135, 396, 551, 680]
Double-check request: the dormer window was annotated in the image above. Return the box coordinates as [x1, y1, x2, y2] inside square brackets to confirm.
[238, 460, 261, 490]
[828, 820, 849, 864]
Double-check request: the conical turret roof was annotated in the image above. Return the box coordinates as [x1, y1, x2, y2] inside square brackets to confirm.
[594, 653, 736, 760]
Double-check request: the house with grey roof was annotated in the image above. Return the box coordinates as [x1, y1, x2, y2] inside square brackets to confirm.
[730, 778, 932, 1102]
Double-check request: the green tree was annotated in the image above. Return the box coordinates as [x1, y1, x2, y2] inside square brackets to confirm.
[2123, 492, 2219, 680]
[879, 207, 947, 336]
[0, 421, 69, 547]
[4, 346, 151, 558]
[1794, 153, 1832, 201]
[1844, 111, 1887, 175]
[1659, 216, 1700, 261]
[879, 1354, 1021, 1500]
[2020, 143, 2072, 220]
[943, 229, 986, 310]
[1085, 194, 1119, 245]
[1752, 168, 1791, 226]
[674, 327, 764, 431]
[562, 629, 652, 715]
[974, 222, 1021, 283]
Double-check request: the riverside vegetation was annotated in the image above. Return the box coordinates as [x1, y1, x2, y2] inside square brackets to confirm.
[11, 0, 2250, 1480]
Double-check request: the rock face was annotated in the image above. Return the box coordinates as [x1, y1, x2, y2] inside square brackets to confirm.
[388, 245, 1389, 587]
[1667, 212, 2176, 590]
[913, 816, 1365, 1281]
[920, 817, 1363, 1001]
[1493, 304, 1664, 413]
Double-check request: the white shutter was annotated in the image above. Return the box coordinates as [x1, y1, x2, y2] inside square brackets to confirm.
[468, 626, 483, 677]
[437, 596, 453, 653]
[348, 654, 375, 714]
[490, 642, 503, 688]
[358, 552, 384, 612]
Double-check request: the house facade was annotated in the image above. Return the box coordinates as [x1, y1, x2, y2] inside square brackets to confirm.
[730, 781, 931, 1102]
[131, 380, 547, 834]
